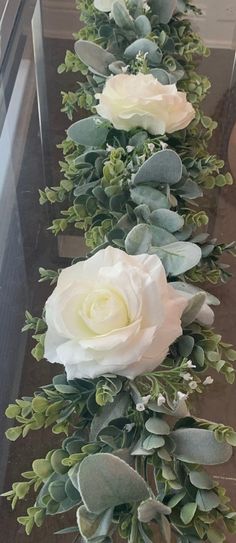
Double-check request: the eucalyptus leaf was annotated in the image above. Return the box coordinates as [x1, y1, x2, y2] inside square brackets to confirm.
[124, 39, 161, 62]
[180, 502, 197, 525]
[153, 242, 201, 276]
[172, 282, 220, 306]
[130, 185, 169, 211]
[171, 429, 232, 464]
[125, 224, 152, 254]
[189, 471, 215, 490]
[74, 40, 116, 76]
[177, 179, 203, 199]
[138, 498, 171, 522]
[150, 68, 171, 84]
[196, 489, 221, 511]
[143, 435, 165, 450]
[78, 453, 150, 513]
[134, 15, 152, 37]
[68, 117, 108, 147]
[145, 418, 170, 435]
[181, 293, 206, 327]
[77, 505, 113, 541]
[133, 150, 182, 186]
[150, 209, 184, 232]
[112, 1, 134, 30]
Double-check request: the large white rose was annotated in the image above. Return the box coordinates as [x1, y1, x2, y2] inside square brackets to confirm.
[44, 247, 187, 380]
[95, 73, 195, 135]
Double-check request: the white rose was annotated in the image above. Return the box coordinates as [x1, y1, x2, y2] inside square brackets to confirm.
[94, 0, 124, 11]
[95, 73, 195, 135]
[44, 247, 187, 380]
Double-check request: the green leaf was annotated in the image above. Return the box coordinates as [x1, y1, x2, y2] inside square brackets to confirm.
[207, 527, 226, 543]
[133, 150, 182, 186]
[150, 68, 171, 84]
[150, 209, 184, 232]
[225, 431, 236, 446]
[49, 480, 67, 503]
[149, 225, 177, 246]
[181, 293, 206, 327]
[55, 527, 79, 535]
[125, 224, 152, 254]
[68, 116, 108, 147]
[32, 459, 53, 480]
[171, 429, 232, 465]
[135, 15, 152, 37]
[153, 242, 201, 276]
[112, 1, 134, 30]
[167, 490, 186, 508]
[145, 418, 170, 435]
[130, 185, 169, 211]
[180, 502, 197, 525]
[196, 489, 221, 511]
[138, 498, 171, 522]
[32, 396, 48, 413]
[5, 426, 22, 441]
[189, 471, 215, 490]
[5, 404, 21, 419]
[172, 282, 220, 307]
[74, 40, 116, 76]
[50, 449, 68, 475]
[143, 435, 165, 450]
[77, 505, 113, 540]
[78, 453, 149, 513]
[124, 39, 162, 63]
[149, 0, 177, 23]
[178, 335, 195, 357]
[90, 392, 130, 441]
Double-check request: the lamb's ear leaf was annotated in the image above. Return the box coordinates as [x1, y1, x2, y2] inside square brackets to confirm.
[125, 224, 152, 254]
[133, 150, 182, 186]
[138, 498, 171, 523]
[171, 429, 232, 465]
[67, 117, 108, 147]
[78, 453, 149, 514]
[74, 40, 116, 76]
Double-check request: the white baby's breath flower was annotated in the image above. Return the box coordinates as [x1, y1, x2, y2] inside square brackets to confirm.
[121, 65, 130, 73]
[203, 376, 214, 386]
[136, 403, 146, 412]
[126, 145, 135, 153]
[189, 381, 198, 390]
[44, 247, 187, 380]
[186, 360, 196, 369]
[95, 73, 195, 136]
[106, 144, 114, 152]
[147, 143, 155, 152]
[157, 393, 166, 406]
[181, 372, 193, 381]
[160, 141, 168, 150]
[143, 1, 151, 12]
[125, 423, 135, 432]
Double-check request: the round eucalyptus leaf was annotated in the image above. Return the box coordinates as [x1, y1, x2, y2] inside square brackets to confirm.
[130, 186, 169, 211]
[138, 498, 171, 523]
[181, 292, 206, 327]
[150, 209, 184, 232]
[75, 40, 116, 76]
[49, 479, 67, 503]
[196, 489, 221, 511]
[143, 435, 165, 450]
[171, 282, 220, 306]
[78, 453, 150, 513]
[145, 417, 170, 435]
[180, 502, 197, 525]
[171, 429, 232, 465]
[133, 150, 183, 186]
[50, 449, 68, 475]
[150, 68, 171, 84]
[68, 117, 109, 147]
[189, 471, 215, 490]
[177, 335, 195, 357]
[112, 1, 134, 30]
[124, 38, 158, 60]
[108, 60, 127, 74]
[90, 392, 130, 442]
[177, 179, 203, 199]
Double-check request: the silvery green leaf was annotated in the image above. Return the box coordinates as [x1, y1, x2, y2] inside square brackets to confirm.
[171, 429, 232, 464]
[131, 437, 154, 456]
[129, 130, 148, 147]
[130, 186, 169, 211]
[145, 418, 170, 435]
[172, 282, 220, 306]
[176, 0, 188, 13]
[74, 41, 116, 76]
[196, 489, 221, 511]
[150, 209, 184, 232]
[150, 224, 177, 246]
[160, 514, 172, 543]
[153, 242, 201, 276]
[124, 38, 160, 60]
[181, 292, 206, 327]
[168, 69, 185, 83]
[133, 150, 182, 186]
[138, 498, 171, 522]
[177, 179, 203, 199]
[134, 15, 152, 37]
[68, 117, 108, 147]
[78, 453, 150, 513]
[125, 224, 152, 254]
[112, 1, 134, 29]
[90, 392, 130, 441]
[150, 68, 171, 84]
[148, 400, 189, 418]
[175, 225, 192, 241]
[134, 204, 151, 223]
[77, 505, 113, 541]
[108, 60, 127, 74]
[180, 502, 197, 525]
[177, 335, 195, 357]
[189, 471, 215, 490]
[149, 0, 177, 23]
[167, 490, 186, 508]
[143, 435, 165, 450]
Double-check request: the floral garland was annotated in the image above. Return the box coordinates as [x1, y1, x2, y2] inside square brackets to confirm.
[3, 1, 236, 542]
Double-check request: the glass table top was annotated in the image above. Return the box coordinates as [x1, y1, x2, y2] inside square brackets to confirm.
[0, 1, 236, 541]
